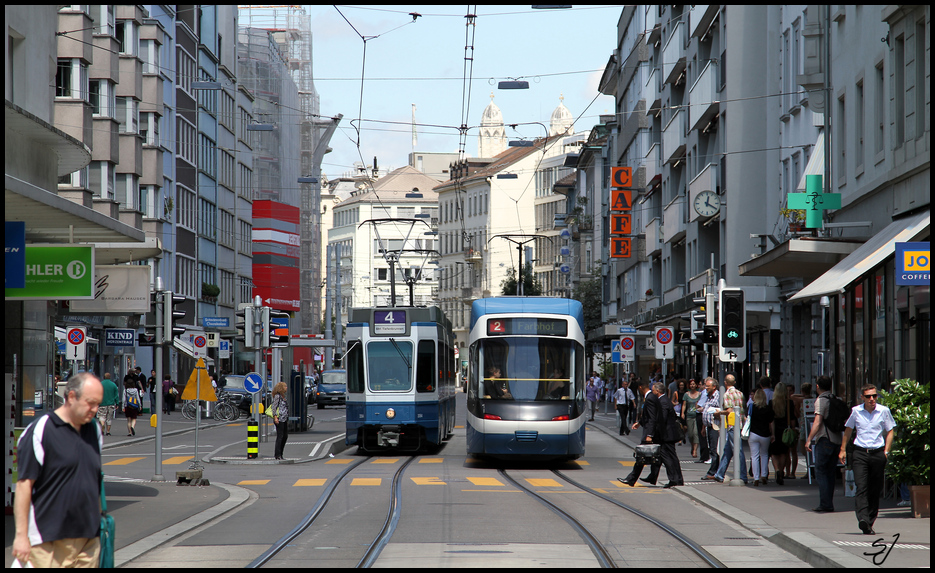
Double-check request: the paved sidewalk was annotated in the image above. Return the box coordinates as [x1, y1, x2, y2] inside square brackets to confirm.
[588, 407, 930, 568]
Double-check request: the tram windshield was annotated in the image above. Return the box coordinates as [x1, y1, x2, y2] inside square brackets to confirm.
[367, 340, 413, 392]
[479, 338, 579, 401]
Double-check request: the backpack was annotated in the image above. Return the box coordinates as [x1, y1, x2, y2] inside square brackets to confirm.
[822, 394, 849, 433]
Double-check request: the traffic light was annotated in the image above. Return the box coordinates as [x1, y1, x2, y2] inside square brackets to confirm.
[236, 306, 255, 348]
[257, 306, 270, 347]
[142, 291, 160, 345]
[719, 287, 745, 349]
[267, 309, 290, 347]
[163, 291, 186, 343]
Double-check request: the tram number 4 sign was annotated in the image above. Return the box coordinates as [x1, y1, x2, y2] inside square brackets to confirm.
[610, 237, 631, 258]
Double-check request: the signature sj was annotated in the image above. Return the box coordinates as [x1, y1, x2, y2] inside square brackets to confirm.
[864, 533, 899, 566]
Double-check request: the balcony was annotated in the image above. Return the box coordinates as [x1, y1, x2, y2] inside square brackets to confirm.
[643, 143, 660, 187]
[663, 195, 686, 244]
[662, 21, 686, 85]
[662, 108, 687, 164]
[689, 163, 718, 222]
[689, 60, 718, 132]
[645, 217, 662, 256]
[689, 5, 719, 38]
[664, 284, 685, 305]
[464, 248, 482, 264]
[645, 68, 661, 117]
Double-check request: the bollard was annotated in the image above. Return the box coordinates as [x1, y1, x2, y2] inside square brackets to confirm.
[247, 420, 259, 459]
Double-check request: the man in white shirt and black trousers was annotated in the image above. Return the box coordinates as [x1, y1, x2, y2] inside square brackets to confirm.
[839, 383, 895, 536]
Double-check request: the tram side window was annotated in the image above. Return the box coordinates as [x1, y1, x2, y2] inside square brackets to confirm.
[347, 340, 364, 393]
[417, 340, 435, 392]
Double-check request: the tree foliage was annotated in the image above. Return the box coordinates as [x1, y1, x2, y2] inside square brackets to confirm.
[499, 265, 543, 296]
[571, 272, 603, 335]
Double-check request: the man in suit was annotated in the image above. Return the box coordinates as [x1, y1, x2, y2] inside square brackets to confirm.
[618, 379, 663, 486]
[654, 382, 685, 488]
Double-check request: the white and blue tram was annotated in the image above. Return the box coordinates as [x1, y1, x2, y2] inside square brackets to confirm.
[345, 306, 456, 452]
[465, 297, 587, 460]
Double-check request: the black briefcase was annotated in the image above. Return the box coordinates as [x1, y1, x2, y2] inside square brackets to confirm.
[633, 444, 661, 465]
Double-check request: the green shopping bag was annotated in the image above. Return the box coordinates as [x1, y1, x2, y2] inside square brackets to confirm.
[99, 474, 115, 568]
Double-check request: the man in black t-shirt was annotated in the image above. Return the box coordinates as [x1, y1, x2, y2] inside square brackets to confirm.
[13, 372, 104, 567]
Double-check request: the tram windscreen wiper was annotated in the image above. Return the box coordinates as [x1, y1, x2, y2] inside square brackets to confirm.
[389, 338, 412, 371]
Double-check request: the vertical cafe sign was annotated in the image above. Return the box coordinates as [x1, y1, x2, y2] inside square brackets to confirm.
[4, 245, 95, 300]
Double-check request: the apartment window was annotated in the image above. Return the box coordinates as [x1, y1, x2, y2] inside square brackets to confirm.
[177, 49, 195, 94]
[89, 79, 115, 117]
[894, 35, 905, 145]
[219, 209, 235, 248]
[115, 20, 137, 56]
[220, 270, 235, 306]
[177, 256, 196, 299]
[91, 5, 115, 36]
[219, 90, 235, 132]
[199, 134, 217, 178]
[115, 173, 139, 210]
[177, 186, 196, 230]
[239, 276, 252, 308]
[88, 161, 115, 200]
[116, 97, 139, 134]
[140, 185, 157, 218]
[238, 163, 253, 199]
[140, 112, 160, 146]
[837, 93, 846, 182]
[220, 151, 235, 190]
[855, 80, 864, 171]
[874, 62, 885, 155]
[55, 59, 87, 100]
[239, 220, 253, 255]
[58, 166, 88, 190]
[397, 207, 415, 219]
[198, 198, 217, 239]
[141, 39, 159, 74]
[914, 20, 925, 141]
[178, 118, 196, 163]
[199, 263, 216, 293]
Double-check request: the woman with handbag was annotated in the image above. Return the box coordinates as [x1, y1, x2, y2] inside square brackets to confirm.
[768, 382, 797, 484]
[123, 374, 142, 436]
[748, 389, 774, 486]
[269, 382, 289, 460]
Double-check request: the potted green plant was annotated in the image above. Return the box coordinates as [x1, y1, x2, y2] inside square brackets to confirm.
[780, 207, 807, 232]
[879, 378, 930, 517]
[201, 282, 220, 302]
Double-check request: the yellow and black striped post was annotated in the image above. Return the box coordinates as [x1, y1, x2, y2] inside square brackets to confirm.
[247, 420, 259, 459]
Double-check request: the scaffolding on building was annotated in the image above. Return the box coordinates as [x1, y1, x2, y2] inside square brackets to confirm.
[240, 5, 333, 335]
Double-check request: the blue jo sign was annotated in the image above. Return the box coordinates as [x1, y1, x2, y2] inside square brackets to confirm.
[895, 242, 929, 286]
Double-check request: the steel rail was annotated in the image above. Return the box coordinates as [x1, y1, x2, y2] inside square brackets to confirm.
[499, 469, 617, 568]
[357, 455, 417, 568]
[553, 469, 725, 568]
[246, 456, 371, 568]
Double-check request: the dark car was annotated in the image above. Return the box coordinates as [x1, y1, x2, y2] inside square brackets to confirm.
[316, 370, 346, 409]
[223, 375, 269, 415]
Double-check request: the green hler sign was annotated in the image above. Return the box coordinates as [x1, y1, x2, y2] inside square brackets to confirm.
[4, 245, 95, 300]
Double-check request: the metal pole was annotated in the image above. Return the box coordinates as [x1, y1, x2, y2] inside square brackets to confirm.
[325, 243, 333, 367]
[730, 405, 744, 485]
[152, 287, 165, 481]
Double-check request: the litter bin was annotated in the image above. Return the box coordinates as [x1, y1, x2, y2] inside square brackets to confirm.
[288, 370, 308, 432]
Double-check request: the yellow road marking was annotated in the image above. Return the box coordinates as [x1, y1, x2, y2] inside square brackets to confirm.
[325, 458, 354, 464]
[526, 478, 562, 487]
[454, 425, 464, 429]
[371, 458, 399, 464]
[104, 457, 145, 466]
[419, 458, 444, 464]
[351, 478, 382, 486]
[238, 480, 270, 485]
[617, 460, 636, 467]
[294, 479, 327, 486]
[466, 477, 504, 486]
[162, 456, 194, 465]
[574, 460, 590, 466]
[410, 477, 446, 485]
[461, 489, 520, 493]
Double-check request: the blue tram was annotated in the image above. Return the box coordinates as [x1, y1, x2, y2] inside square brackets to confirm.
[465, 297, 587, 460]
[345, 306, 456, 452]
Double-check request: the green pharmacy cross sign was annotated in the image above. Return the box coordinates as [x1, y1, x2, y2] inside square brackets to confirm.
[787, 174, 841, 229]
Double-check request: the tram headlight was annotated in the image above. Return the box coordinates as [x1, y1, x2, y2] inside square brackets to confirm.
[385, 408, 396, 419]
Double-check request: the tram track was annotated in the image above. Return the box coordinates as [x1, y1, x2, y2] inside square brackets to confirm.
[247, 455, 417, 568]
[499, 468, 725, 568]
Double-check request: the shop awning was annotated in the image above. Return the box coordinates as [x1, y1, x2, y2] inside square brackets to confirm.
[788, 210, 930, 301]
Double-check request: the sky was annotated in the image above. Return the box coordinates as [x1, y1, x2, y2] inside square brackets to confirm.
[300, 5, 620, 180]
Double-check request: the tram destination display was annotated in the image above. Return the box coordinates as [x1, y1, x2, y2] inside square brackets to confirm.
[487, 317, 567, 337]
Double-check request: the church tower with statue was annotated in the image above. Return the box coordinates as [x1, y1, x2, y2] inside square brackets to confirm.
[550, 94, 575, 136]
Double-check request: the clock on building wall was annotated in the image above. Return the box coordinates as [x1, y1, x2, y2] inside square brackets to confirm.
[693, 190, 721, 217]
